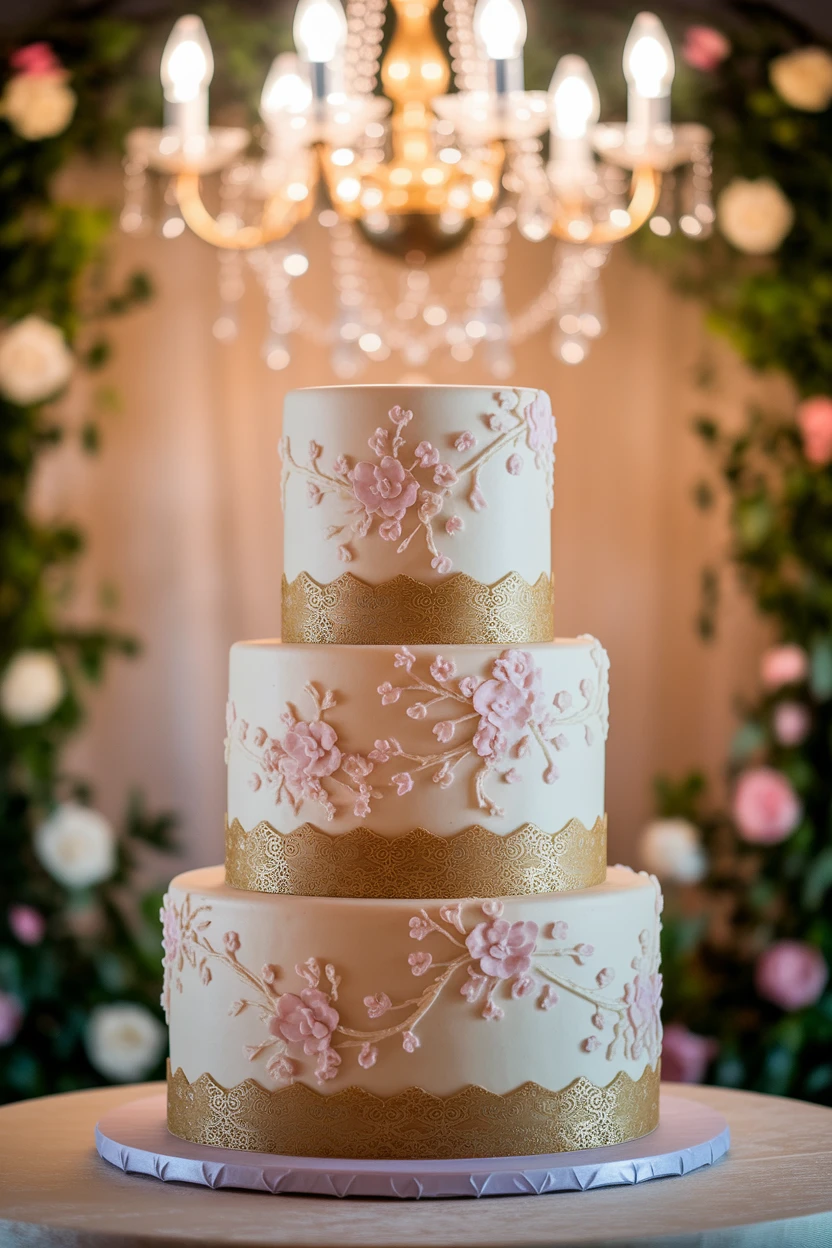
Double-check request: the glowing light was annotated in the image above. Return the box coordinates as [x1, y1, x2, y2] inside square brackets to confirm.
[471, 178, 494, 201]
[439, 147, 461, 164]
[266, 344, 291, 370]
[421, 167, 444, 186]
[293, 0, 348, 64]
[286, 182, 310, 201]
[465, 318, 487, 339]
[649, 215, 672, 236]
[161, 16, 213, 103]
[330, 147, 355, 166]
[423, 305, 448, 326]
[359, 332, 382, 352]
[161, 216, 186, 239]
[260, 53, 312, 120]
[560, 339, 586, 365]
[609, 208, 631, 229]
[335, 176, 361, 202]
[473, 0, 527, 61]
[624, 13, 675, 99]
[283, 252, 309, 276]
[549, 56, 599, 140]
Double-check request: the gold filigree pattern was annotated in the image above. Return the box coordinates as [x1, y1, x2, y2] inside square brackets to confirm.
[225, 815, 607, 898]
[167, 1063, 660, 1159]
[281, 571, 554, 645]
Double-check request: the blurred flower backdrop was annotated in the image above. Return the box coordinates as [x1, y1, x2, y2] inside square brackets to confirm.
[2, 0, 832, 1103]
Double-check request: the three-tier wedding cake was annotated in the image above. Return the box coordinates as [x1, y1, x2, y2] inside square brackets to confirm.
[162, 384, 663, 1161]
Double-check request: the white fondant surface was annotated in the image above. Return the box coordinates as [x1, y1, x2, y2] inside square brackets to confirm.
[166, 866, 661, 1098]
[227, 638, 608, 836]
[282, 385, 553, 585]
[96, 1091, 728, 1198]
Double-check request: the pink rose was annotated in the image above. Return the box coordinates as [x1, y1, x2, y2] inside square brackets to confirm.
[682, 26, 731, 72]
[492, 649, 543, 697]
[761, 644, 808, 689]
[281, 720, 341, 780]
[466, 918, 538, 980]
[661, 1023, 717, 1083]
[524, 391, 556, 464]
[10, 43, 61, 76]
[8, 904, 45, 946]
[755, 941, 828, 1011]
[352, 456, 419, 520]
[269, 987, 339, 1054]
[733, 767, 802, 843]
[773, 702, 811, 747]
[0, 992, 23, 1045]
[798, 396, 832, 466]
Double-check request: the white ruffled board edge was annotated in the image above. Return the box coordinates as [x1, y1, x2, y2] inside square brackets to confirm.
[94, 1091, 729, 1199]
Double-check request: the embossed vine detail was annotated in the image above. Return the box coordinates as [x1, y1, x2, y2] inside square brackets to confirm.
[279, 390, 555, 574]
[173, 878, 662, 1085]
[225, 641, 608, 822]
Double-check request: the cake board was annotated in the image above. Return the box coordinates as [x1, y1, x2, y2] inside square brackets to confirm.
[95, 1090, 729, 1199]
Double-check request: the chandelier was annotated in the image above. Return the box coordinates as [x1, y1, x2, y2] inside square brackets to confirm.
[122, 0, 713, 373]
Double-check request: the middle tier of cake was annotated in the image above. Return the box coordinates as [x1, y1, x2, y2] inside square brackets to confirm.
[226, 637, 609, 896]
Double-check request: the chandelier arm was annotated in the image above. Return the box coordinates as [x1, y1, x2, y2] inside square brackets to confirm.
[549, 166, 662, 245]
[173, 171, 315, 251]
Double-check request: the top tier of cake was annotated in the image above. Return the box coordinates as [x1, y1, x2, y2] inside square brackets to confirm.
[281, 385, 555, 645]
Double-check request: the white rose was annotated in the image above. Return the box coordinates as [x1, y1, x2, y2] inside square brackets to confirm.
[0, 649, 64, 724]
[0, 315, 74, 406]
[640, 818, 707, 885]
[34, 802, 116, 890]
[1, 72, 76, 140]
[770, 47, 832, 113]
[717, 178, 795, 255]
[85, 1003, 166, 1083]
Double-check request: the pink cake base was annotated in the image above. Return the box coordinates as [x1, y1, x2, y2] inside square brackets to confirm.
[95, 1090, 729, 1199]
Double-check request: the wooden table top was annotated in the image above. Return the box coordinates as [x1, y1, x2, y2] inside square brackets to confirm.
[1, 1081, 832, 1247]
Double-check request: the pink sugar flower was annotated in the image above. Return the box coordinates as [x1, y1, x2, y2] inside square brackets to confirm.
[358, 1043, 378, 1069]
[364, 992, 392, 1018]
[430, 656, 455, 682]
[733, 767, 802, 843]
[368, 427, 389, 457]
[379, 518, 402, 542]
[458, 675, 480, 699]
[418, 491, 443, 521]
[755, 941, 828, 1011]
[433, 721, 454, 744]
[761, 644, 808, 689]
[661, 1024, 717, 1083]
[431, 554, 452, 575]
[352, 456, 419, 520]
[281, 720, 342, 780]
[466, 918, 538, 980]
[223, 930, 240, 954]
[524, 391, 556, 465]
[469, 483, 487, 511]
[269, 988, 339, 1054]
[797, 396, 832, 466]
[473, 678, 532, 740]
[454, 430, 476, 452]
[415, 441, 439, 467]
[506, 454, 523, 475]
[408, 950, 433, 976]
[392, 771, 413, 796]
[682, 26, 731, 72]
[315, 1047, 341, 1082]
[445, 515, 463, 535]
[378, 682, 400, 705]
[402, 1030, 420, 1052]
[434, 463, 458, 488]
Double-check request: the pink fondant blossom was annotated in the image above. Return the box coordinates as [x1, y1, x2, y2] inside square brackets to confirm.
[472, 720, 508, 760]
[482, 999, 504, 1021]
[402, 1030, 420, 1052]
[543, 764, 559, 785]
[460, 969, 487, 1002]
[358, 1043, 378, 1069]
[511, 974, 536, 999]
[430, 656, 456, 682]
[315, 1047, 341, 1082]
[582, 1035, 601, 1053]
[431, 554, 452, 575]
[469, 483, 487, 511]
[408, 950, 433, 976]
[389, 404, 413, 425]
[433, 721, 454, 744]
[269, 988, 339, 1055]
[379, 518, 402, 542]
[773, 702, 811, 747]
[353, 793, 371, 819]
[755, 941, 828, 1011]
[473, 678, 532, 747]
[454, 430, 476, 451]
[332, 454, 350, 476]
[482, 899, 504, 918]
[281, 720, 342, 781]
[504, 768, 521, 784]
[682, 26, 730, 72]
[378, 682, 400, 705]
[418, 491, 443, 521]
[407, 702, 427, 719]
[394, 648, 415, 672]
[445, 515, 463, 535]
[733, 767, 802, 843]
[368, 427, 390, 457]
[8, 904, 45, 946]
[223, 930, 241, 954]
[506, 454, 523, 475]
[596, 967, 615, 987]
[458, 675, 480, 698]
[353, 456, 419, 520]
[307, 482, 323, 507]
[392, 771, 414, 796]
[550, 921, 568, 939]
[342, 753, 373, 781]
[761, 644, 808, 689]
[661, 1024, 717, 1083]
[364, 992, 392, 1019]
[525, 390, 556, 465]
[409, 915, 433, 940]
[466, 918, 538, 980]
[798, 396, 832, 466]
[266, 1053, 296, 1083]
[539, 985, 558, 1010]
[623, 971, 663, 1060]
[415, 441, 439, 467]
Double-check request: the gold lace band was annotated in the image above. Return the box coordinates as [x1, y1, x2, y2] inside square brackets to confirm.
[225, 815, 607, 898]
[167, 1063, 660, 1159]
[281, 571, 554, 645]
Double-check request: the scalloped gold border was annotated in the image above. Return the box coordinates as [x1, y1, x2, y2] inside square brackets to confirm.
[225, 814, 607, 898]
[167, 1063, 660, 1160]
[281, 570, 554, 645]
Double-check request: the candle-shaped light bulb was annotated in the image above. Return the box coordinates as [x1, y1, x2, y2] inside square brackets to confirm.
[160, 16, 213, 141]
[473, 0, 527, 93]
[550, 56, 599, 140]
[623, 12, 675, 142]
[260, 53, 313, 124]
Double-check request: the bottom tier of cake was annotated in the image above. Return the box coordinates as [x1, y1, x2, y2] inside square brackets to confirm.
[163, 866, 663, 1159]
